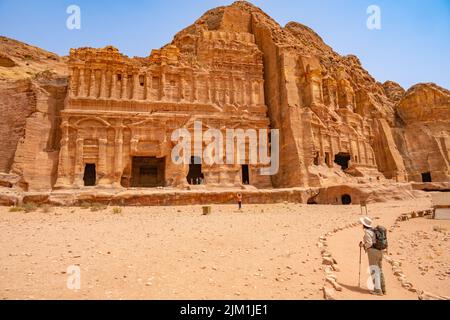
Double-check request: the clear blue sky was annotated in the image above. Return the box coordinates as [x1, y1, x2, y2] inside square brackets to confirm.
[1, 0, 449, 89]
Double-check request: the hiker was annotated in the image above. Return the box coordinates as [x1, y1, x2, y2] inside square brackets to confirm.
[237, 193, 243, 210]
[359, 217, 388, 296]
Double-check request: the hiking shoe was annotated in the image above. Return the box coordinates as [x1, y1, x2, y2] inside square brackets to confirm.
[370, 290, 383, 296]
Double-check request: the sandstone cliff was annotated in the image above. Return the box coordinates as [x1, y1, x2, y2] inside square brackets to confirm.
[169, 1, 448, 186]
[0, 36, 68, 191]
[0, 1, 448, 192]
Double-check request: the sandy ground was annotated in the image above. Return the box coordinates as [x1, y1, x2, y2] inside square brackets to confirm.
[0, 198, 446, 300]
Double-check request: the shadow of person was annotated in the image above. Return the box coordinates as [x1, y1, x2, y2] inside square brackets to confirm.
[340, 283, 372, 295]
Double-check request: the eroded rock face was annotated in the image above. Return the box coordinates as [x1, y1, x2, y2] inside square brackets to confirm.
[0, 1, 448, 193]
[0, 36, 68, 191]
[394, 84, 450, 182]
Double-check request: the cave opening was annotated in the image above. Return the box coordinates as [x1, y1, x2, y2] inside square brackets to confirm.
[334, 153, 351, 171]
[421, 172, 432, 183]
[341, 194, 352, 205]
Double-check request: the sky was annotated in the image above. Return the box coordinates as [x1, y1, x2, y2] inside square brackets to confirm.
[0, 0, 449, 89]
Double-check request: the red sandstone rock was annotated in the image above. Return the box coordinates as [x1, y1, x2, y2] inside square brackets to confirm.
[0, 2, 448, 199]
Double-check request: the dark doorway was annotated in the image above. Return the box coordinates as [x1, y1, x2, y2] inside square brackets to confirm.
[83, 164, 96, 186]
[421, 172, 432, 183]
[334, 153, 351, 170]
[314, 153, 320, 166]
[242, 165, 250, 185]
[341, 194, 352, 205]
[307, 197, 318, 205]
[187, 156, 204, 185]
[131, 157, 165, 188]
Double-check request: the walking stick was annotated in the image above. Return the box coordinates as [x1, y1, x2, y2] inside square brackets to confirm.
[358, 246, 362, 287]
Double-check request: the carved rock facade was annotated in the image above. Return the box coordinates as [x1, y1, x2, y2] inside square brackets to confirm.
[0, 2, 449, 193]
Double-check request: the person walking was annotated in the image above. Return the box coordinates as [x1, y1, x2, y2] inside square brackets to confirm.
[237, 193, 243, 210]
[359, 216, 387, 296]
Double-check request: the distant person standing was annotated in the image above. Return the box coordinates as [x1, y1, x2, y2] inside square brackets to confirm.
[359, 217, 388, 296]
[237, 193, 243, 210]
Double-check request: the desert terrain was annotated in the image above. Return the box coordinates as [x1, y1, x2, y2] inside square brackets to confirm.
[1, 197, 448, 300]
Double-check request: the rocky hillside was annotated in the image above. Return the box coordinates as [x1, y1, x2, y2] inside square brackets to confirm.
[0, 36, 68, 191]
[170, 1, 449, 185]
[0, 36, 67, 81]
[0, 1, 448, 190]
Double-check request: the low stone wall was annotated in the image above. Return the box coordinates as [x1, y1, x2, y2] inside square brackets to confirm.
[18, 188, 316, 207]
[386, 210, 450, 301]
[0, 182, 429, 207]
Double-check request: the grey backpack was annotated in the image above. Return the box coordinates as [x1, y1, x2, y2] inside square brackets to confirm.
[373, 226, 388, 250]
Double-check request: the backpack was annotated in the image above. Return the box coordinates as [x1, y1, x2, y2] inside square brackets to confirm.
[373, 226, 388, 250]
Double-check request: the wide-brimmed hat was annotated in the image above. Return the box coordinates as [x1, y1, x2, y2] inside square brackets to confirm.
[360, 217, 374, 228]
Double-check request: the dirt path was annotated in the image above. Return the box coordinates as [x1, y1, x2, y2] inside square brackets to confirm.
[0, 198, 436, 300]
[329, 226, 417, 299]
[327, 200, 449, 300]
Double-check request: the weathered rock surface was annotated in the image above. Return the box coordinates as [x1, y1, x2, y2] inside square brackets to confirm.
[0, 36, 68, 191]
[0, 2, 448, 200]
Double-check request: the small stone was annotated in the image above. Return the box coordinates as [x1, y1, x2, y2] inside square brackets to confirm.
[322, 257, 334, 266]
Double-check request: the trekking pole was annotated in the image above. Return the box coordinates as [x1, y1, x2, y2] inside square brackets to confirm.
[358, 245, 362, 287]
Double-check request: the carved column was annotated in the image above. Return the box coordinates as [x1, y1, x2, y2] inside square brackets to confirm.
[319, 131, 325, 165]
[69, 67, 76, 98]
[145, 73, 151, 100]
[74, 137, 84, 188]
[78, 68, 86, 97]
[160, 72, 166, 101]
[121, 73, 128, 100]
[363, 143, 369, 166]
[100, 69, 107, 98]
[211, 77, 218, 105]
[206, 77, 211, 104]
[356, 138, 362, 165]
[110, 72, 117, 99]
[89, 70, 96, 98]
[259, 80, 265, 105]
[54, 120, 71, 189]
[132, 73, 139, 100]
[249, 80, 255, 106]
[114, 125, 124, 187]
[98, 138, 108, 185]
[243, 81, 248, 106]
[329, 135, 335, 167]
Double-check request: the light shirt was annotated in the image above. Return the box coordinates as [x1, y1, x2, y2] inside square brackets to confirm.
[363, 228, 375, 250]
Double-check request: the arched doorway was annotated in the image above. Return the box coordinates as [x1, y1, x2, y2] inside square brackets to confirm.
[341, 194, 352, 205]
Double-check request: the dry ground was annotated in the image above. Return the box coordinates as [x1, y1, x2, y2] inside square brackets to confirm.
[0, 198, 447, 300]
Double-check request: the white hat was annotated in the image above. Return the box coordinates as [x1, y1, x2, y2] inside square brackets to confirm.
[360, 217, 374, 228]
